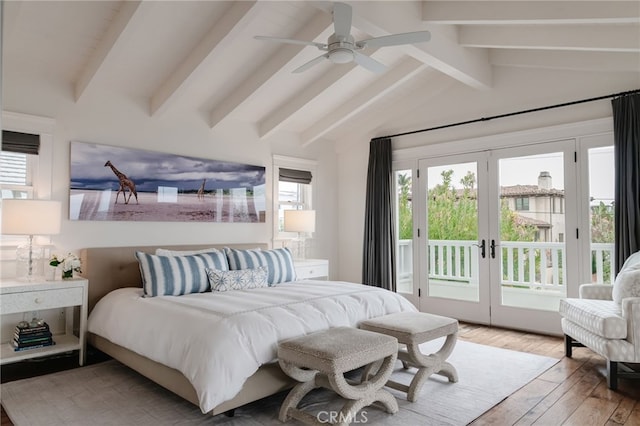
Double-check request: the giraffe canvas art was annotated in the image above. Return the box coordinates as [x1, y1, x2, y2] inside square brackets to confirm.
[69, 141, 266, 222]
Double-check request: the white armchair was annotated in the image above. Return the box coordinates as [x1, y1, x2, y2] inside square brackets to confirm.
[559, 274, 640, 389]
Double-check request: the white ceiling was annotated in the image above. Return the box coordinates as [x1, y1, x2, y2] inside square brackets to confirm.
[3, 1, 639, 147]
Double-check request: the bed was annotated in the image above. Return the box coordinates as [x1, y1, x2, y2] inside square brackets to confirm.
[82, 243, 417, 417]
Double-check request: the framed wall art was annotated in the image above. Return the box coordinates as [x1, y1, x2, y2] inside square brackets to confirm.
[69, 141, 266, 222]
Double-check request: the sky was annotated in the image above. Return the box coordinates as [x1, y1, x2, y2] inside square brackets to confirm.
[70, 141, 266, 193]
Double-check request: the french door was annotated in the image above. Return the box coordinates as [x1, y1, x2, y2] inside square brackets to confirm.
[417, 152, 491, 324]
[416, 140, 579, 334]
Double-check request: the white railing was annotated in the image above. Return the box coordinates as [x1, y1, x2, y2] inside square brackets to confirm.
[396, 239, 615, 289]
[500, 241, 565, 290]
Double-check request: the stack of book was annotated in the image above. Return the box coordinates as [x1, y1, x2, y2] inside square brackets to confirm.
[12, 322, 55, 351]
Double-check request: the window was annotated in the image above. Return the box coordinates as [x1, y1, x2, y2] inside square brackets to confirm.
[515, 197, 529, 211]
[0, 112, 55, 249]
[1, 151, 35, 199]
[273, 156, 316, 241]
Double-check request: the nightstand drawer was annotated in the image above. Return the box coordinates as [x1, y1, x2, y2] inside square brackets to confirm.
[1, 287, 84, 315]
[295, 262, 329, 280]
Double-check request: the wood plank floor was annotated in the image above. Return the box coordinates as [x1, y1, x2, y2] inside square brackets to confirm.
[2, 323, 638, 426]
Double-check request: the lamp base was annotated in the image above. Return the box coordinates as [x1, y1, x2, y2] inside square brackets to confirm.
[286, 238, 308, 260]
[16, 243, 45, 281]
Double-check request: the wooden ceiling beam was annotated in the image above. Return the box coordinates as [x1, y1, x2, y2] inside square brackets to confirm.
[150, 1, 265, 117]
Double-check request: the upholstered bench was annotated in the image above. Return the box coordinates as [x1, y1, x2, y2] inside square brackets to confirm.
[277, 327, 399, 426]
[359, 312, 459, 402]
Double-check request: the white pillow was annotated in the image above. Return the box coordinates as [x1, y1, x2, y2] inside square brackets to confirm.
[206, 267, 269, 292]
[612, 267, 640, 304]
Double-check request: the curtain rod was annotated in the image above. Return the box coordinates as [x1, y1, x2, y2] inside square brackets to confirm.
[378, 88, 640, 140]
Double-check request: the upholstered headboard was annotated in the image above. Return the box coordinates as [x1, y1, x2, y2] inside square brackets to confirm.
[80, 243, 268, 312]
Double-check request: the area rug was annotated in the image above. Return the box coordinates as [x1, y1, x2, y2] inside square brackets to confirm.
[1, 339, 558, 426]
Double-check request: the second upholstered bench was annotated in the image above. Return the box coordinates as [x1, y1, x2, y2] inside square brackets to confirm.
[359, 311, 459, 402]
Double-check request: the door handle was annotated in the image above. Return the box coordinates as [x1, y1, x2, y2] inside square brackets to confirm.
[490, 239, 498, 259]
[474, 239, 486, 258]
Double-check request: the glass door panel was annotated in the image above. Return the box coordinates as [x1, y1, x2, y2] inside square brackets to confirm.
[427, 162, 480, 302]
[588, 146, 614, 285]
[395, 169, 414, 296]
[489, 140, 578, 335]
[419, 154, 490, 324]
[497, 152, 567, 311]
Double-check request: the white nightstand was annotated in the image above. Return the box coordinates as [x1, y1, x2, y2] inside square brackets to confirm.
[294, 259, 329, 280]
[0, 277, 88, 366]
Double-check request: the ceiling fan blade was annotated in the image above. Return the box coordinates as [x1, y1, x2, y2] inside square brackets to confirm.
[332, 2, 352, 39]
[293, 53, 329, 73]
[356, 31, 431, 49]
[353, 51, 387, 73]
[254, 36, 326, 50]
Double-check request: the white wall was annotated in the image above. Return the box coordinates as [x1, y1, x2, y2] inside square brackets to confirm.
[3, 85, 339, 278]
[336, 67, 640, 282]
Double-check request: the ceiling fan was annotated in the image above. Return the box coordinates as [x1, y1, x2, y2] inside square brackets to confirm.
[255, 2, 430, 74]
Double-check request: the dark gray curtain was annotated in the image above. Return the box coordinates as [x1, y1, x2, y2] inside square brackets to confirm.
[362, 137, 396, 291]
[612, 93, 640, 273]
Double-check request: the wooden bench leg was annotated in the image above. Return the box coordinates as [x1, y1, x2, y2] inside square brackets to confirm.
[607, 360, 618, 390]
[564, 334, 573, 358]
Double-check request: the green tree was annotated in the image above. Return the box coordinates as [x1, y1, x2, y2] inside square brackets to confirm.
[398, 169, 537, 243]
[591, 201, 614, 282]
[397, 173, 413, 240]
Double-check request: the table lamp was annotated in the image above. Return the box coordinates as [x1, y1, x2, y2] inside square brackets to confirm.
[2, 199, 61, 280]
[284, 209, 315, 260]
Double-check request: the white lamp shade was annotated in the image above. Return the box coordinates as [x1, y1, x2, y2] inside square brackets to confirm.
[284, 210, 316, 233]
[2, 199, 62, 236]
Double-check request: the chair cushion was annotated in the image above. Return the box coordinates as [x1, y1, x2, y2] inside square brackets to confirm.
[559, 298, 626, 339]
[612, 266, 640, 304]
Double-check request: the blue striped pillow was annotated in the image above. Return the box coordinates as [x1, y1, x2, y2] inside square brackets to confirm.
[224, 247, 296, 285]
[136, 251, 229, 297]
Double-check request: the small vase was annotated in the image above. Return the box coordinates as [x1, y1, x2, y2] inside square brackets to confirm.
[62, 270, 73, 279]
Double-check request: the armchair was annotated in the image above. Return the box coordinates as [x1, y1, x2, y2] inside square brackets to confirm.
[559, 261, 640, 389]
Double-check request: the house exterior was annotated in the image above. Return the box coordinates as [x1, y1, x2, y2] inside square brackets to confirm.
[501, 172, 565, 243]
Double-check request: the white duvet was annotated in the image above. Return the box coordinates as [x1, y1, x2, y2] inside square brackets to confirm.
[88, 280, 417, 413]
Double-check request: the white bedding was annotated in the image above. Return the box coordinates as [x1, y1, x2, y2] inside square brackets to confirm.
[88, 280, 417, 413]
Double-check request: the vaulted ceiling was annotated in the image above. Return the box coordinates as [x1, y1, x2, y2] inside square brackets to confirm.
[3, 1, 639, 147]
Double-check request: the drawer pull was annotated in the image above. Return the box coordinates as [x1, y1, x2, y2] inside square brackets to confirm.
[35, 298, 43, 304]
[309, 270, 314, 275]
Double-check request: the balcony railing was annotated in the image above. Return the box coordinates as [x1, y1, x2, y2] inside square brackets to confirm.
[397, 239, 615, 291]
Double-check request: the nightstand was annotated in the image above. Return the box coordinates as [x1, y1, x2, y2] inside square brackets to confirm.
[0, 277, 88, 366]
[294, 259, 329, 280]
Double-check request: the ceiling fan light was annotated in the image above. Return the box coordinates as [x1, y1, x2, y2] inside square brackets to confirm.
[329, 48, 353, 64]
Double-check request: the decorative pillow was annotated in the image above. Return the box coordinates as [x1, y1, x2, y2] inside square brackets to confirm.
[612, 267, 640, 304]
[155, 247, 225, 257]
[206, 266, 269, 292]
[224, 247, 296, 285]
[136, 251, 228, 297]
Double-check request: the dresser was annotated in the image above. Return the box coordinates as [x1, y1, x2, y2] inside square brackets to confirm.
[0, 277, 88, 366]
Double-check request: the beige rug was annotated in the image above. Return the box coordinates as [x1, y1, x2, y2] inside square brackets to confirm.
[1, 339, 558, 426]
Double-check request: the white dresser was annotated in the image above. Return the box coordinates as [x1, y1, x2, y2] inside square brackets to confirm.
[0, 277, 88, 366]
[294, 259, 329, 280]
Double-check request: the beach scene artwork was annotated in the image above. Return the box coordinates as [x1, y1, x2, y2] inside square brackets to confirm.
[69, 141, 266, 222]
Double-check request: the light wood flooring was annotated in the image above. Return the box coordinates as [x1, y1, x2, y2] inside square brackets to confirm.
[1, 323, 638, 426]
